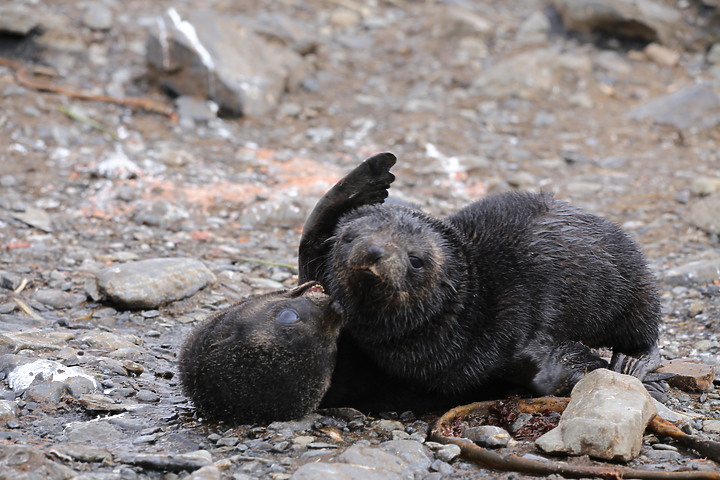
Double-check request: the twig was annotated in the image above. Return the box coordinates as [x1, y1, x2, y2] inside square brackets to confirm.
[430, 398, 720, 480]
[0, 56, 176, 119]
[13, 278, 28, 294]
[58, 105, 120, 140]
[649, 416, 720, 463]
[12, 298, 46, 322]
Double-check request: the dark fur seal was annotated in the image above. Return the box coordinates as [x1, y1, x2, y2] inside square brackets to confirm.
[178, 281, 341, 424]
[301, 152, 662, 409]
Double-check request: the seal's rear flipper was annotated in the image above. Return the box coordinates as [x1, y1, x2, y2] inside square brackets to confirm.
[610, 347, 670, 402]
[299, 152, 397, 283]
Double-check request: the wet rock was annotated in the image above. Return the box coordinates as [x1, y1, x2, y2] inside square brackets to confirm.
[65, 419, 125, 443]
[119, 450, 213, 472]
[135, 389, 160, 403]
[0, 444, 76, 480]
[663, 258, 720, 285]
[690, 193, 720, 235]
[463, 425, 511, 448]
[535, 369, 656, 461]
[550, 0, 685, 46]
[627, 84, 720, 130]
[656, 359, 716, 392]
[12, 207, 53, 233]
[33, 289, 85, 309]
[83, 2, 113, 31]
[95, 257, 216, 310]
[146, 9, 306, 117]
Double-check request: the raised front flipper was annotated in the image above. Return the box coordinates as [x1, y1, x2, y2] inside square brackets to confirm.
[298, 152, 396, 284]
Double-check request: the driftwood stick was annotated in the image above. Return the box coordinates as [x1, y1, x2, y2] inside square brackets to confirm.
[0, 56, 175, 119]
[430, 398, 720, 480]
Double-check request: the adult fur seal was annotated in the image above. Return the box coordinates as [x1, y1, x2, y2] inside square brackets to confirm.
[300, 152, 662, 408]
[178, 281, 341, 424]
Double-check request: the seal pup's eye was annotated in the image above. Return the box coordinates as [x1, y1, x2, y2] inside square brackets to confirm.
[276, 308, 300, 324]
[408, 255, 424, 269]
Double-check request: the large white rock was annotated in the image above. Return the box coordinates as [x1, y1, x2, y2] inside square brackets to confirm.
[535, 369, 656, 462]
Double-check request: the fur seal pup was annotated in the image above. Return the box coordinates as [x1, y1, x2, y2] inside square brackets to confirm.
[300, 153, 662, 407]
[177, 154, 397, 423]
[327, 188, 661, 398]
[178, 281, 341, 424]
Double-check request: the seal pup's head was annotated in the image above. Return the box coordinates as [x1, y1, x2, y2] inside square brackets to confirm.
[328, 204, 467, 342]
[178, 281, 342, 424]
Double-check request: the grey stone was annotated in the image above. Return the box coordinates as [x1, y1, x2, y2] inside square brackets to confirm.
[0, 5, 41, 36]
[463, 425, 511, 448]
[242, 12, 318, 55]
[627, 84, 720, 130]
[118, 450, 213, 472]
[7, 358, 98, 393]
[708, 43, 720, 65]
[52, 443, 112, 463]
[0, 444, 76, 480]
[473, 49, 591, 100]
[336, 444, 412, 479]
[146, 9, 306, 117]
[535, 369, 656, 461]
[691, 176, 720, 196]
[370, 419, 405, 435]
[83, 2, 113, 31]
[33, 289, 85, 309]
[135, 389, 160, 403]
[377, 440, 433, 474]
[95, 257, 216, 310]
[703, 419, 720, 434]
[291, 462, 404, 480]
[187, 465, 221, 480]
[175, 96, 218, 123]
[550, 0, 685, 47]
[690, 194, 720, 235]
[132, 200, 189, 228]
[65, 419, 125, 443]
[12, 207, 53, 233]
[516, 10, 552, 44]
[663, 258, 720, 285]
[433, 443, 461, 462]
[78, 394, 129, 413]
[643, 448, 682, 460]
[77, 331, 140, 351]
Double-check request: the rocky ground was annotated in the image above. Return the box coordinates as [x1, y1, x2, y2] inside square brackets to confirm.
[1, 0, 720, 479]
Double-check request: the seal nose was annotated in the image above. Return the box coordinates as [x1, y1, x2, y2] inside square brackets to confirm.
[365, 245, 384, 263]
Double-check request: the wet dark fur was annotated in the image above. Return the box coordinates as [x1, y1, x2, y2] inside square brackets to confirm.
[178, 282, 341, 424]
[321, 191, 661, 401]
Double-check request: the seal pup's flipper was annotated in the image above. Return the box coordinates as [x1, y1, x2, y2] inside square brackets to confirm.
[299, 152, 396, 283]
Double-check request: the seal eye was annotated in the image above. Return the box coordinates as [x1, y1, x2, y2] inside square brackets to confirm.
[408, 255, 424, 269]
[276, 308, 300, 324]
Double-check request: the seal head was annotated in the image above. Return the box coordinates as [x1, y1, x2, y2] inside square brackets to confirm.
[179, 281, 342, 424]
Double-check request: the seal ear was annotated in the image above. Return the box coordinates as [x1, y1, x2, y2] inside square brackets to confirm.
[298, 152, 397, 284]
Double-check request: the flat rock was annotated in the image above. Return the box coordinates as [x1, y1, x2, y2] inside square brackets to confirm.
[704, 420, 720, 434]
[119, 450, 213, 472]
[663, 258, 720, 285]
[690, 193, 720, 235]
[656, 359, 716, 392]
[550, 0, 686, 47]
[78, 393, 131, 412]
[690, 176, 720, 196]
[146, 9, 306, 117]
[535, 369, 656, 462]
[12, 207, 53, 233]
[95, 257, 216, 310]
[0, 330, 75, 353]
[473, 48, 591, 100]
[0, 444, 76, 480]
[33, 288, 85, 309]
[627, 84, 720, 130]
[65, 419, 125, 443]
